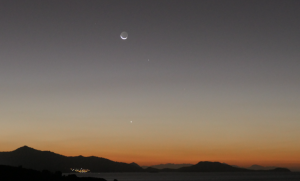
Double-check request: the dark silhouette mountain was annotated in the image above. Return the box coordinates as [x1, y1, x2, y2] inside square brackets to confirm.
[142, 161, 290, 173]
[142, 163, 193, 169]
[177, 161, 250, 172]
[0, 165, 106, 181]
[0, 146, 143, 173]
[231, 165, 242, 168]
[175, 161, 290, 172]
[129, 162, 140, 168]
[0, 146, 291, 173]
[248, 164, 277, 170]
[267, 168, 291, 172]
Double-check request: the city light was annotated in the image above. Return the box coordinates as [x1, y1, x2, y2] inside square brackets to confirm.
[70, 168, 90, 173]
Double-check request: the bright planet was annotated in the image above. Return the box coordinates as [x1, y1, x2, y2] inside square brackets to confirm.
[120, 31, 128, 40]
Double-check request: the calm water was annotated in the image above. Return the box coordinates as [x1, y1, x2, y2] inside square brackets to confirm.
[64, 172, 300, 181]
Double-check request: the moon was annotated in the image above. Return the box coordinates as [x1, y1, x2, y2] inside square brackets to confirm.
[120, 32, 128, 40]
[130, 121, 132, 123]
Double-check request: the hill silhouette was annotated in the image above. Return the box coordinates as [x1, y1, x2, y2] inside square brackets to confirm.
[143, 162, 290, 173]
[248, 164, 277, 170]
[177, 161, 250, 172]
[142, 163, 193, 169]
[176, 162, 290, 172]
[0, 146, 143, 172]
[0, 146, 291, 173]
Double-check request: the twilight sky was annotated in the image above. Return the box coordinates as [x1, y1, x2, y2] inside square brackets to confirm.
[0, 0, 300, 169]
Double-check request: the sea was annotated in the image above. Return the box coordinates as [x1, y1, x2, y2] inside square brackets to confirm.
[64, 172, 300, 181]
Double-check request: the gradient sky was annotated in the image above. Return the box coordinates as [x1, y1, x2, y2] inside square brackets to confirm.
[1, 0, 300, 170]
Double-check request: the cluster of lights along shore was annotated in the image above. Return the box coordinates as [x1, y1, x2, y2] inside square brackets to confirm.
[70, 168, 90, 173]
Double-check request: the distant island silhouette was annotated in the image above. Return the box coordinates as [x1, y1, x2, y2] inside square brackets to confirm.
[144, 161, 290, 173]
[0, 146, 291, 173]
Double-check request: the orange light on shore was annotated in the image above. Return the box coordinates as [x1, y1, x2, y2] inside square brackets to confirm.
[70, 168, 90, 173]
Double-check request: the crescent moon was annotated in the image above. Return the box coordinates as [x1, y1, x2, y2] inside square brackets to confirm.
[120, 32, 128, 40]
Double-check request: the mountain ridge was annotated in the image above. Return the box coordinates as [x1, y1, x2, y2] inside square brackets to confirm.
[142, 163, 193, 169]
[0, 146, 291, 173]
[248, 164, 277, 170]
[0, 146, 143, 173]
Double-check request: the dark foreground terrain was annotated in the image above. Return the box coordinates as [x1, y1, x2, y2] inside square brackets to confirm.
[0, 165, 106, 181]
